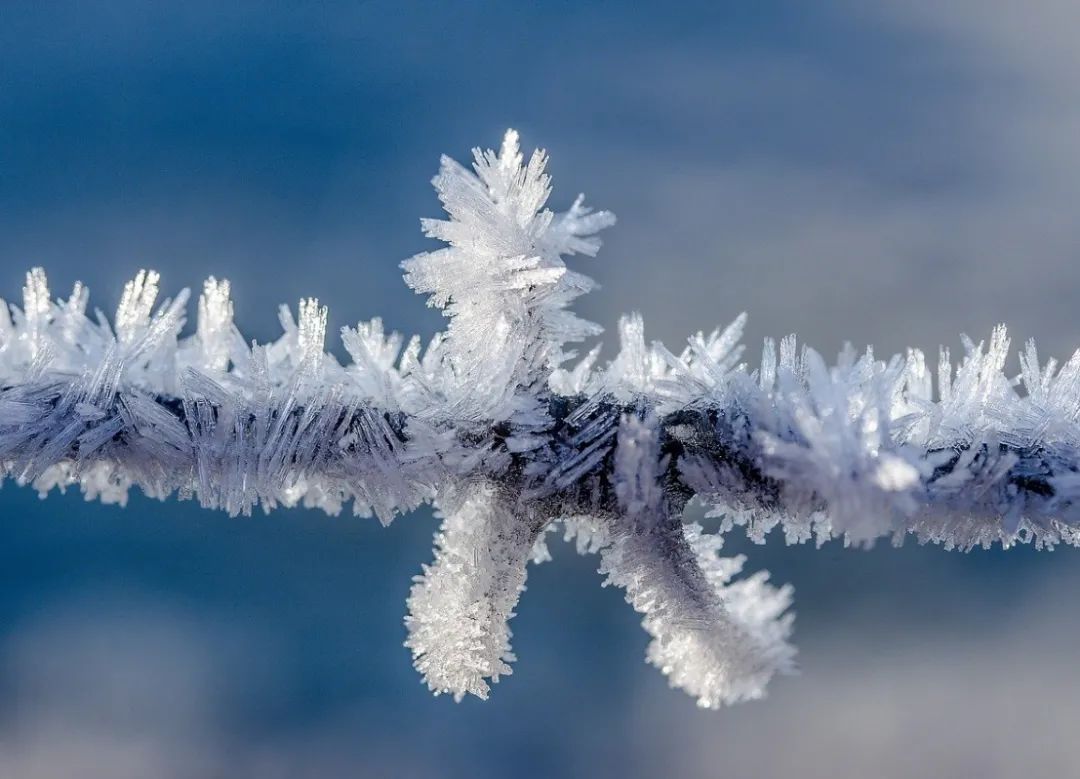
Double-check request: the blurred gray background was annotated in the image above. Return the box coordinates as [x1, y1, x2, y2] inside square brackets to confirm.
[1, 2, 1079, 777]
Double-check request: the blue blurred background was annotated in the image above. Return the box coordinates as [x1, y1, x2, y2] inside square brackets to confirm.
[2, 2, 1080, 776]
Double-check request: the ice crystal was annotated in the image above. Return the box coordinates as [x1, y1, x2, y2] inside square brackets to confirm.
[1, 130, 1078, 707]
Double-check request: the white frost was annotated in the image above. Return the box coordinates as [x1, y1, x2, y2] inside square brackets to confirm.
[0, 130, 1075, 708]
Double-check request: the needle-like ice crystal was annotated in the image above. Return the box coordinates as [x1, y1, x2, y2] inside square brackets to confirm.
[2, 130, 1077, 707]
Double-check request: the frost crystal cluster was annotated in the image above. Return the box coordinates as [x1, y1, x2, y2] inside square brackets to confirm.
[2, 131, 1078, 708]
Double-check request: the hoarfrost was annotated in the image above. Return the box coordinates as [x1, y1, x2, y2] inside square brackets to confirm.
[1, 130, 1076, 707]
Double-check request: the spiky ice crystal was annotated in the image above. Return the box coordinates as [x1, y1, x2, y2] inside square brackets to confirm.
[1, 130, 1077, 708]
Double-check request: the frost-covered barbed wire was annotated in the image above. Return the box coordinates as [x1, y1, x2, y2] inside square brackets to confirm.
[2, 130, 1079, 708]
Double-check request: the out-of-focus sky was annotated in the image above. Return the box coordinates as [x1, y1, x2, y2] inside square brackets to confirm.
[1, 2, 1079, 777]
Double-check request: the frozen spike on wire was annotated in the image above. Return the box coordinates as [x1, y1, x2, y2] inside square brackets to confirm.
[341, 318, 408, 408]
[2, 129, 1079, 712]
[549, 343, 601, 396]
[297, 297, 328, 367]
[599, 519, 795, 708]
[115, 269, 160, 345]
[343, 318, 403, 374]
[687, 313, 748, 389]
[0, 296, 12, 351]
[22, 268, 51, 359]
[57, 281, 90, 347]
[602, 314, 673, 400]
[756, 346, 926, 545]
[401, 128, 613, 421]
[607, 410, 793, 706]
[191, 277, 234, 373]
[656, 313, 749, 409]
[405, 482, 538, 701]
[545, 193, 614, 258]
